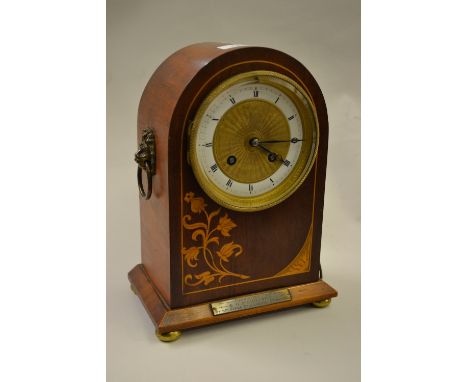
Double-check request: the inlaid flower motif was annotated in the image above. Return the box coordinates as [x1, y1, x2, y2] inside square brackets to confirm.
[184, 192, 194, 203]
[216, 242, 243, 262]
[184, 192, 206, 214]
[181, 193, 249, 287]
[216, 214, 237, 237]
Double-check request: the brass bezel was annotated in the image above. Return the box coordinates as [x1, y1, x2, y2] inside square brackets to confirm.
[189, 70, 319, 212]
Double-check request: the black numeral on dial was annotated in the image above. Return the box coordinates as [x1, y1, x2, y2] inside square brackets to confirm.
[210, 164, 218, 172]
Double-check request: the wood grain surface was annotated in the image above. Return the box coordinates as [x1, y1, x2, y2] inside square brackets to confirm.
[135, 42, 330, 310]
[129, 264, 337, 334]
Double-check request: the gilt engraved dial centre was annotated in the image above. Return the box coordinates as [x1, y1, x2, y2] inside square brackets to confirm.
[212, 98, 292, 184]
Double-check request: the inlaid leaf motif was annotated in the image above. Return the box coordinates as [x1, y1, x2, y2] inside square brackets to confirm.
[207, 236, 219, 246]
[207, 208, 221, 223]
[195, 271, 215, 286]
[191, 229, 206, 243]
[182, 246, 200, 268]
[182, 214, 207, 231]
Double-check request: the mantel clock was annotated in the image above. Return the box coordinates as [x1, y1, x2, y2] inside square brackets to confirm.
[129, 43, 337, 342]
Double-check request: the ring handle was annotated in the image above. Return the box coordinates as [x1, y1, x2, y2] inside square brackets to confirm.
[135, 128, 156, 200]
[137, 161, 153, 199]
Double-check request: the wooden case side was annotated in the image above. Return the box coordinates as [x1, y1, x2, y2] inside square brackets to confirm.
[128, 264, 169, 328]
[137, 43, 232, 304]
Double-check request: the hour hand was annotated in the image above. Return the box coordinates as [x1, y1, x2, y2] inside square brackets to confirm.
[251, 140, 285, 163]
[257, 144, 279, 162]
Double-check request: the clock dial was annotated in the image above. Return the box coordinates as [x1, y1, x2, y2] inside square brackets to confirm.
[190, 71, 319, 211]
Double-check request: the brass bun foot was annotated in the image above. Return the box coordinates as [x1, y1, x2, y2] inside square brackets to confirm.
[130, 284, 138, 295]
[156, 330, 182, 342]
[312, 298, 331, 308]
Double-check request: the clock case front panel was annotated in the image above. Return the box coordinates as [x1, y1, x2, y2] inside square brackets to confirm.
[136, 43, 329, 309]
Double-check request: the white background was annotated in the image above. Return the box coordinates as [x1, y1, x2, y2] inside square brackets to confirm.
[1, 0, 467, 381]
[107, 1, 360, 381]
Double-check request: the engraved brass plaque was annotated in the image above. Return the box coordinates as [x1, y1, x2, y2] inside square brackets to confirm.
[210, 289, 292, 316]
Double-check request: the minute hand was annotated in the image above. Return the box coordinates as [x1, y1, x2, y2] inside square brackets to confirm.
[258, 137, 304, 144]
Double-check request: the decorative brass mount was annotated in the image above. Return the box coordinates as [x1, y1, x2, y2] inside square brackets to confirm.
[135, 128, 156, 200]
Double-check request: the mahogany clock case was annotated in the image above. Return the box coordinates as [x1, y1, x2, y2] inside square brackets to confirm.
[130, 43, 336, 315]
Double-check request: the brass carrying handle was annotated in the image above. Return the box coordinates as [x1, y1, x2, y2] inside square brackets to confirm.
[135, 128, 156, 200]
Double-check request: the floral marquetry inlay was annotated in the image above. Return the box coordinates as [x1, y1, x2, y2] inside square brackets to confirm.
[182, 192, 250, 288]
[274, 224, 312, 277]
